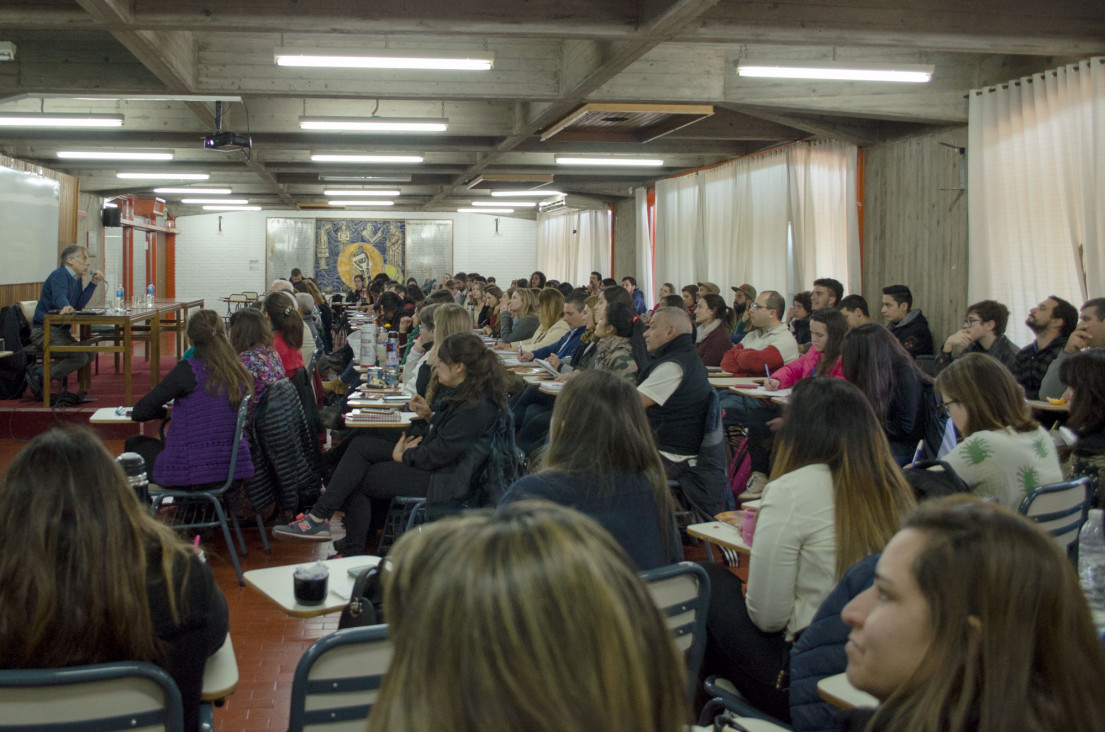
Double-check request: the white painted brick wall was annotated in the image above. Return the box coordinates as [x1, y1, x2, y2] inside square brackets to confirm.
[174, 210, 536, 308]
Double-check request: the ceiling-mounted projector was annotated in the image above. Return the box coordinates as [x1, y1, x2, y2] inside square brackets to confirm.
[204, 131, 251, 152]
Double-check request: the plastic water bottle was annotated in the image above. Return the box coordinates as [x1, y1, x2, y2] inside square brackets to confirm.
[358, 328, 376, 367]
[146, 282, 155, 306]
[1078, 508, 1105, 632]
[375, 326, 388, 367]
[115, 283, 125, 310]
[385, 332, 399, 368]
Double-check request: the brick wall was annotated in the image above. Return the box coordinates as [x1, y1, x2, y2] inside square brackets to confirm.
[173, 210, 537, 309]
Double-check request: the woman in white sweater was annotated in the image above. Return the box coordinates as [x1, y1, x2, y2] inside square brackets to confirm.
[933, 352, 1062, 509]
[701, 377, 916, 721]
[516, 287, 569, 352]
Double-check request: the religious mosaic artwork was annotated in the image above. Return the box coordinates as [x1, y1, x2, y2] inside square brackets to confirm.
[314, 219, 406, 293]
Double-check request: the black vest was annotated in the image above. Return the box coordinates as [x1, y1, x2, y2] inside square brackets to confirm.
[638, 333, 712, 456]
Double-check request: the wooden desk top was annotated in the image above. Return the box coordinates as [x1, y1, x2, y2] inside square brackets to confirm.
[817, 672, 879, 710]
[1026, 399, 1069, 413]
[201, 634, 238, 702]
[687, 521, 751, 555]
[244, 556, 382, 617]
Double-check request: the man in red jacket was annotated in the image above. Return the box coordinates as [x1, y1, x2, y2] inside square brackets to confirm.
[720, 291, 799, 376]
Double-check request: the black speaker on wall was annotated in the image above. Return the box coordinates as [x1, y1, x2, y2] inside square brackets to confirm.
[101, 207, 122, 227]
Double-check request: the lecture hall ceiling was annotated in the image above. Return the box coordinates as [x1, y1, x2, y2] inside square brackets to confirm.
[0, 0, 1099, 215]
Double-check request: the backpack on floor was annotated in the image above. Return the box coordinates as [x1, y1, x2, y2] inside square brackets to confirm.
[0, 305, 29, 399]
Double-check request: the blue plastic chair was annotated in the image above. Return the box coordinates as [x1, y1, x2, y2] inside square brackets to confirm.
[287, 624, 392, 731]
[640, 561, 711, 700]
[1019, 475, 1095, 562]
[0, 661, 184, 731]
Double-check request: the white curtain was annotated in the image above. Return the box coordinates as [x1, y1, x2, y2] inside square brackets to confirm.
[535, 208, 610, 286]
[968, 57, 1105, 345]
[635, 187, 656, 309]
[787, 141, 860, 297]
[654, 172, 700, 294]
[732, 151, 790, 295]
[652, 142, 856, 300]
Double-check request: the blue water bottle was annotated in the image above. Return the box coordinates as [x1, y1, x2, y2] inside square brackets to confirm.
[115, 283, 125, 310]
[146, 282, 155, 306]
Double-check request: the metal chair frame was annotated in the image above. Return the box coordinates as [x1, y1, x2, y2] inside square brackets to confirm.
[1018, 475, 1095, 561]
[150, 395, 253, 586]
[287, 624, 391, 732]
[640, 561, 711, 700]
[0, 661, 184, 732]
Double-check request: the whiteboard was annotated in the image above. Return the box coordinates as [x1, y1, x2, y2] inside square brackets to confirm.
[265, 218, 315, 285]
[0, 166, 60, 284]
[405, 220, 453, 286]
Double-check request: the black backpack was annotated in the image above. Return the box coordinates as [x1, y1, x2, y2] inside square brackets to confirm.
[0, 305, 30, 399]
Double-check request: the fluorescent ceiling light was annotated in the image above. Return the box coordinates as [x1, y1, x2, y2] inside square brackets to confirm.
[57, 150, 173, 161]
[203, 205, 261, 211]
[319, 175, 411, 182]
[327, 200, 396, 206]
[311, 154, 424, 164]
[472, 200, 535, 207]
[457, 207, 513, 213]
[276, 51, 493, 71]
[555, 157, 663, 167]
[324, 189, 401, 197]
[300, 117, 448, 133]
[102, 202, 118, 209]
[153, 187, 232, 195]
[736, 60, 934, 83]
[117, 172, 210, 180]
[490, 190, 564, 197]
[181, 198, 248, 205]
[0, 113, 123, 128]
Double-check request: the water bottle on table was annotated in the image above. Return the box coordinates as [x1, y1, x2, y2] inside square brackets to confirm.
[1078, 508, 1105, 632]
[115, 284, 125, 310]
[146, 282, 155, 306]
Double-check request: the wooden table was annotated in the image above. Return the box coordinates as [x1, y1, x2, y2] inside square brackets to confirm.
[244, 555, 382, 617]
[201, 634, 238, 702]
[817, 672, 879, 710]
[687, 521, 752, 556]
[1026, 399, 1069, 413]
[43, 307, 164, 408]
[154, 298, 204, 358]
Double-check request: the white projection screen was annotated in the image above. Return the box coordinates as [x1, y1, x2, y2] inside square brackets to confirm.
[0, 166, 60, 284]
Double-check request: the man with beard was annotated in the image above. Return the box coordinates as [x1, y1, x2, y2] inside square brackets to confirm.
[1011, 295, 1078, 400]
[729, 283, 756, 342]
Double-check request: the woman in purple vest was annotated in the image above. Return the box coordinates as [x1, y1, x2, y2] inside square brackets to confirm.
[126, 310, 255, 488]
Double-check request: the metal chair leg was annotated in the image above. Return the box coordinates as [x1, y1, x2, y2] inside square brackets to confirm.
[209, 499, 245, 586]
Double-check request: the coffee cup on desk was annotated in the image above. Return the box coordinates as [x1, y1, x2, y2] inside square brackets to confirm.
[293, 563, 329, 605]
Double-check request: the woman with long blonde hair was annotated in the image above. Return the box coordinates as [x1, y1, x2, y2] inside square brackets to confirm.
[368, 501, 689, 732]
[515, 287, 569, 351]
[842, 497, 1105, 732]
[0, 427, 228, 732]
[495, 286, 540, 346]
[702, 377, 916, 721]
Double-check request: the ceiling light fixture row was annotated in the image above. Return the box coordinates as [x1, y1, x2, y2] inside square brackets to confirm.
[736, 60, 934, 83]
[300, 116, 447, 132]
[275, 51, 494, 71]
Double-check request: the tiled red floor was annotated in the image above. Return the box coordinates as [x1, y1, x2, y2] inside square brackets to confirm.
[1, 332, 734, 730]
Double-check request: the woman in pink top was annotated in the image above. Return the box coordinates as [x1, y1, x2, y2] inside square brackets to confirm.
[765, 307, 847, 389]
[742, 307, 849, 493]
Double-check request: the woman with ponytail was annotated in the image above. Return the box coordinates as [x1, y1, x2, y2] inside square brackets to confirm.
[263, 291, 305, 378]
[126, 309, 255, 489]
[275, 332, 511, 555]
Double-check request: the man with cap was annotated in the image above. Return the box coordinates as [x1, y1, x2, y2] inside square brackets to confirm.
[698, 281, 721, 297]
[730, 283, 756, 342]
